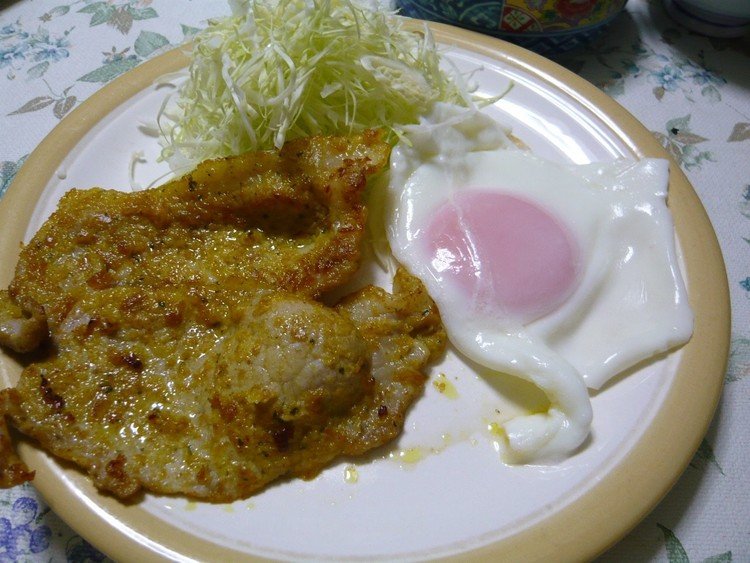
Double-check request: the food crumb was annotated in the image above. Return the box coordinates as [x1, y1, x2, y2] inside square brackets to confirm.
[344, 465, 359, 484]
[432, 373, 458, 399]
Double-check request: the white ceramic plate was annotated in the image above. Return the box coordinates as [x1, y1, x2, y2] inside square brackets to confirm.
[0, 23, 729, 562]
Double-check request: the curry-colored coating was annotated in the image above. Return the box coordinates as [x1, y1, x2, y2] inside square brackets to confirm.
[0, 391, 35, 488]
[7, 129, 389, 335]
[0, 131, 447, 500]
[1, 270, 444, 500]
[0, 290, 46, 354]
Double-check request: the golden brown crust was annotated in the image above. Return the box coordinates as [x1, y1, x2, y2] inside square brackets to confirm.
[0, 132, 447, 501]
[0, 291, 47, 354]
[4, 272, 443, 500]
[7, 130, 390, 329]
[0, 390, 35, 488]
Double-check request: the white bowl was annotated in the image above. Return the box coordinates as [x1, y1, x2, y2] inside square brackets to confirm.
[664, 0, 750, 37]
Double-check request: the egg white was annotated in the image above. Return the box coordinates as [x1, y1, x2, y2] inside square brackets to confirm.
[385, 104, 693, 462]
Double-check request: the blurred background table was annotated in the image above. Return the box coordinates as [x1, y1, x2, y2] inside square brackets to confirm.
[1, 1, 748, 561]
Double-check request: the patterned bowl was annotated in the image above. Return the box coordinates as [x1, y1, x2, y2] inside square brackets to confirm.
[395, 0, 628, 55]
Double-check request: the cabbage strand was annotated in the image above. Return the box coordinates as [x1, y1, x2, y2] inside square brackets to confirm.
[158, 0, 472, 168]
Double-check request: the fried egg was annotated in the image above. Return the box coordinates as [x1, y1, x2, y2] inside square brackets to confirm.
[385, 103, 693, 462]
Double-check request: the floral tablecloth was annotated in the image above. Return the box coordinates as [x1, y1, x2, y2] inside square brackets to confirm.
[1, 1, 748, 561]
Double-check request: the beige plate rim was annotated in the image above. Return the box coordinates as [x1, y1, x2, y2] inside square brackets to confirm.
[0, 21, 731, 563]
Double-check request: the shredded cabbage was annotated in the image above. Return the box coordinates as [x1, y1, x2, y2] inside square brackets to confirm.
[158, 0, 477, 168]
